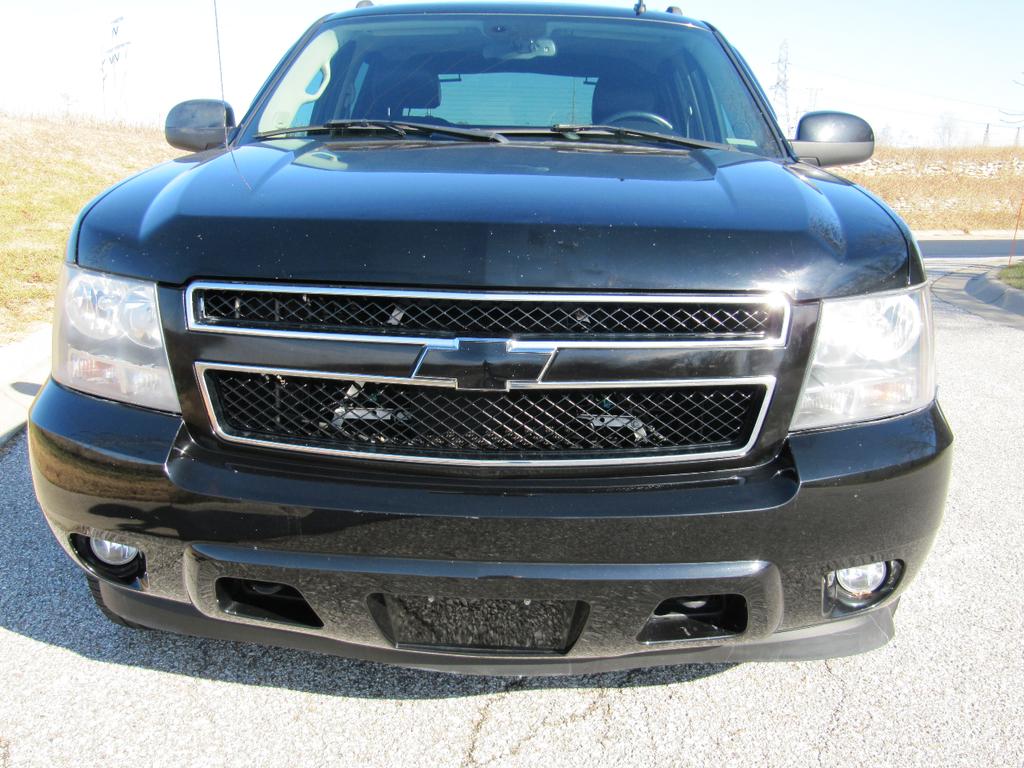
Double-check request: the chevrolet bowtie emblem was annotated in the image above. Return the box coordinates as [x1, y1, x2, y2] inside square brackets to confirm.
[415, 340, 553, 391]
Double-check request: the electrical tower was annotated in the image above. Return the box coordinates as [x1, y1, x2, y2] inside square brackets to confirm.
[771, 42, 792, 136]
[101, 16, 131, 119]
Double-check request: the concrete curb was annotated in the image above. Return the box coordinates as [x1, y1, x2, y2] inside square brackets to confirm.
[965, 269, 1024, 317]
[0, 325, 51, 448]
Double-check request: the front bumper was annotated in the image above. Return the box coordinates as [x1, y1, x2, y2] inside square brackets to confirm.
[29, 381, 952, 675]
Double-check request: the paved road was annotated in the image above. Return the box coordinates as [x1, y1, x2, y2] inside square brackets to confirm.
[1, 275, 1022, 768]
[918, 238, 1022, 259]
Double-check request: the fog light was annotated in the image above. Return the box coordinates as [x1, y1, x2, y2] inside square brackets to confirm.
[89, 538, 139, 567]
[835, 562, 888, 597]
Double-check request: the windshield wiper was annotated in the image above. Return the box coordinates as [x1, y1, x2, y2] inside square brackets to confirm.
[498, 125, 733, 152]
[254, 119, 507, 143]
[253, 120, 725, 150]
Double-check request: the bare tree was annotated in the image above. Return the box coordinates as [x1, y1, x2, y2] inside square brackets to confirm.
[876, 124, 894, 148]
[936, 113, 957, 147]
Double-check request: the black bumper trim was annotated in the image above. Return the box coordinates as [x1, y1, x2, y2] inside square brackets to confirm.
[98, 579, 896, 676]
[191, 543, 771, 582]
[182, 545, 785, 659]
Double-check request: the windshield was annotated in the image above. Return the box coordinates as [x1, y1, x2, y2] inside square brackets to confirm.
[249, 13, 781, 156]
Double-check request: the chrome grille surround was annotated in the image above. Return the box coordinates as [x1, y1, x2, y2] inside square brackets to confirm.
[186, 283, 791, 349]
[196, 362, 777, 467]
[187, 282, 789, 467]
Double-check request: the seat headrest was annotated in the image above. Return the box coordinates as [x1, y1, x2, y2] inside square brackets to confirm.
[592, 72, 659, 124]
[372, 71, 442, 111]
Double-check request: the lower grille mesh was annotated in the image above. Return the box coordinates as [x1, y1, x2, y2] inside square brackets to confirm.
[207, 371, 765, 461]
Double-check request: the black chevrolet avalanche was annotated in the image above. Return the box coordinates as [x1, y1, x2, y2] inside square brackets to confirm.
[30, 2, 952, 675]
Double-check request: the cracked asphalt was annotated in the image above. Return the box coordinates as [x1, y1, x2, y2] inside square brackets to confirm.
[0, 270, 1022, 767]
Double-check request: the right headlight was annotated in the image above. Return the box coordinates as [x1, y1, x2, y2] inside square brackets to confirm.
[52, 264, 180, 413]
[791, 285, 935, 431]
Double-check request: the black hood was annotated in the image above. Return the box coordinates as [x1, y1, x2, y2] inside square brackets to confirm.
[76, 139, 912, 300]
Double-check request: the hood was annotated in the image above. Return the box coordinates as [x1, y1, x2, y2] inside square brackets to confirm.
[76, 139, 911, 300]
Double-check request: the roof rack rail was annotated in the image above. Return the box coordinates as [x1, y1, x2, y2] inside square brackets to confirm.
[666, 6, 683, 14]
[355, 0, 373, 7]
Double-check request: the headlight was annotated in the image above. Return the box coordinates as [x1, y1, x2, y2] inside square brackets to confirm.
[52, 265, 180, 413]
[791, 285, 935, 431]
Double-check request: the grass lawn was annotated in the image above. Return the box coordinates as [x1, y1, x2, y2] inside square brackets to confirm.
[1000, 263, 1024, 289]
[0, 114, 180, 344]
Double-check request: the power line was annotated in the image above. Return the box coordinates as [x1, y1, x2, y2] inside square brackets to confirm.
[822, 96, 1018, 129]
[787, 61, 1006, 112]
[776, 57, 1017, 137]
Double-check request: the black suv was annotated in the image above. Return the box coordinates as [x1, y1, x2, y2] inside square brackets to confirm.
[30, 2, 951, 675]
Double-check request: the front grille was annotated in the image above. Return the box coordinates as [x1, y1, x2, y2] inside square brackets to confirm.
[193, 286, 783, 341]
[206, 370, 766, 463]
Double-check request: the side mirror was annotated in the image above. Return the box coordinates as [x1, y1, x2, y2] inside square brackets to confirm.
[165, 99, 235, 152]
[790, 111, 874, 167]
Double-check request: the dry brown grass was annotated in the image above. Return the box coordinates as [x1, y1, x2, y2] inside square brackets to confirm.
[0, 114, 180, 343]
[841, 146, 1024, 232]
[1, 117, 1023, 343]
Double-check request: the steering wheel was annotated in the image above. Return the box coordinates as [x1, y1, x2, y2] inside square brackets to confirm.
[603, 111, 674, 131]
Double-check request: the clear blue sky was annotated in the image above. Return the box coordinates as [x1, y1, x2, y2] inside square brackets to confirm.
[2, 0, 1022, 145]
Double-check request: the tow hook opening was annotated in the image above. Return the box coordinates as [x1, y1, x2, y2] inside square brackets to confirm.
[216, 578, 323, 629]
[637, 594, 748, 644]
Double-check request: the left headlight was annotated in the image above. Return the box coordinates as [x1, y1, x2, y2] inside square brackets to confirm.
[52, 265, 180, 413]
[791, 285, 935, 431]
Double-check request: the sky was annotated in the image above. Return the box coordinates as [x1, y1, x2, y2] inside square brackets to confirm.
[1, 0, 1022, 146]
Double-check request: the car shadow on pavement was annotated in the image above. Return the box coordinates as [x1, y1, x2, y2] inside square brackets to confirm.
[0, 435, 732, 699]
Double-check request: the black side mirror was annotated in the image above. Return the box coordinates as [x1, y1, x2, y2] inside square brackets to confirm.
[790, 111, 874, 168]
[165, 99, 235, 152]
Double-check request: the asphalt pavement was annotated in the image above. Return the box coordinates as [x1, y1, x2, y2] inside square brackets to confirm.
[0, 270, 1022, 767]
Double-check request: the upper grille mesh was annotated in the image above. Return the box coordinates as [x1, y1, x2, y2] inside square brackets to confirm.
[195, 288, 778, 340]
[208, 371, 764, 461]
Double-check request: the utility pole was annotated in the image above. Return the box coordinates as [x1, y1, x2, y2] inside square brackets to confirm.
[771, 42, 791, 137]
[983, 123, 990, 146]
[998, 69, 1024, 143]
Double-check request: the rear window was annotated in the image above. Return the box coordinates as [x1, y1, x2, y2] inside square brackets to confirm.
[406, 73, 595, 126]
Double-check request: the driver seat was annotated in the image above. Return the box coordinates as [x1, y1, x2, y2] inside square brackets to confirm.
[361, 69, 442, 120]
